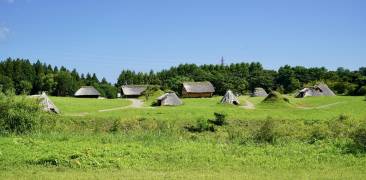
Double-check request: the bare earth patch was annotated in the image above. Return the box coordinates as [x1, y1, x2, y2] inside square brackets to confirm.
[240, 100, 255, 109]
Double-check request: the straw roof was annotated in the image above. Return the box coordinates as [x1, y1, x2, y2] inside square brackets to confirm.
[220, 90, 240, 105]
[296, 83, 335, 98]
[315, 83, 336, 96]
[157, 92, 182, 106]
[74, 86, 101, 97]
[31, 92, 60, 114]
[252, 88, 268, 97]
[183, 82, 215, 93]
[121, 85, 147, 96]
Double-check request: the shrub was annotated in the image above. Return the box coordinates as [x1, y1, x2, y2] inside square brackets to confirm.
[208, 112, 227, 126]
[308, 125, 330, 144]
[356, 86, 366, 96]
[109, 119, 120, 133]
[185, 118, 215, 133]
[253, 119, 276, 144]
[351, 127, 366, 151]
[0, 92, 44, 134]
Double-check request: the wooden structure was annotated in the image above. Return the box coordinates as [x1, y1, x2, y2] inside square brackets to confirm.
[74, 86, 101, 98]
[182, 82, 215, 98]
[121, 85, 147, 98]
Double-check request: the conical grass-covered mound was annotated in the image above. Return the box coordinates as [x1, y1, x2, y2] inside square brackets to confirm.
[262, 91, 290, 104]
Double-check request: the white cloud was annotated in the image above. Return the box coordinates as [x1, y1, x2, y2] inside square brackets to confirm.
[0, 26, 10, 40]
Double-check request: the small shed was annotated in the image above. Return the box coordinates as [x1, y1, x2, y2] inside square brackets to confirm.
[74, 86, 101, 98]
[156, 92, 182, 106]
[182, 81, 215, 98]
[296, 83, 336, 98]
[220, 90, 240, 105]
[252, 88, 268, 97]
[31, 92, 60, 114]
[121, 85, 147, 98]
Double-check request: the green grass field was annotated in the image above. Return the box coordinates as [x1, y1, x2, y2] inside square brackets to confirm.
[1, 95, 366, 179]
[51, 95, 366, 121]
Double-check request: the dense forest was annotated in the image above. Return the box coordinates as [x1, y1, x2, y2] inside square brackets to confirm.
[0, 58, 117, 98]
[1, 57, 366, 98]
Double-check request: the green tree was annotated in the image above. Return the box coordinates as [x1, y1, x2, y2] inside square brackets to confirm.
[19, 80, 33, 95]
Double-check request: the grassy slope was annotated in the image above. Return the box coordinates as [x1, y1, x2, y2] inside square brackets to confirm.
[56, 96, 366, 122]
[1, 96, 366, 179]
[49, 97, 131, 115]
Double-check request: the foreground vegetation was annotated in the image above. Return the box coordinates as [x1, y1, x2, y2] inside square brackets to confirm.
[1, 95, 366, 179]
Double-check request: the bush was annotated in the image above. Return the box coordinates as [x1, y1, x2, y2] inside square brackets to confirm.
[185, 118, 215, 133]
[0, 92, 44, 134]
[109, 119, 120, 133]
[208, 112, 227, 126]
[356, 86, 366, 96]
[351, 127, 366, 151]
[308, 125, 330, 144]
[253, 119, 276, 144]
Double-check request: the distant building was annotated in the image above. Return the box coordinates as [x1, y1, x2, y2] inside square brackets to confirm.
[31, 92, 60, 114]
[296, 83, 336, 98]
[182, 82, 215, 98]
[74, 86, 101, 98]
[121, 85, 147, 98]
[221, 90, 240, 105]
[252, 88, 268, 97]
[156, 92, 182, 106]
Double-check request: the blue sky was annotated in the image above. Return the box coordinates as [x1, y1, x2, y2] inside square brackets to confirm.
[0, 0, 365, 82]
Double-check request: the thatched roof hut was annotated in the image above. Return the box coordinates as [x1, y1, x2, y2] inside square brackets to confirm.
[182, 81, 215, 98]
[121, 85, 147, 98]
[252, 88, 268, 97]
[263, 91, 290, 103]
[156, 92, 182, 106]
[31, 92, 60, 114]
[296, 83, 336, 98]
[220, 90, 240, 105]
[74, 86, 101, 98]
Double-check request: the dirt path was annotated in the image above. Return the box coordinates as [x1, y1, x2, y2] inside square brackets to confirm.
[296, 102, 345, 110]
[240, 100, 255, 109]
[98, 99, 144, 112]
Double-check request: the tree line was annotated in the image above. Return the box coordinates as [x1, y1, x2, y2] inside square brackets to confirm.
[116, 63, 366, 96]
[0, 58, 117, 98]
[1, 57, 366, 98]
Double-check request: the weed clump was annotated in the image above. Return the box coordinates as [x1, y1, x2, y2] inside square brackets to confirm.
[253, 119, 277, 144]
[186, 112, 227, 133]
[308, 125, 330, 144]
[185, 118, 215, 133]
[109, 119, 121, 133]
[208, 112, 227, 126]
[351, 127, 366, 152]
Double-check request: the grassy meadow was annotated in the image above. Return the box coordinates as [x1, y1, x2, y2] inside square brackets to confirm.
[1, 95, 366, 179]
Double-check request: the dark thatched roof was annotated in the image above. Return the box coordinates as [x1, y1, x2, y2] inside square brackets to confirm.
[74, 86, 101, 96]
[121, 85, 147, 96]
[157, 92, 182, 106]
[183, 82, 215, 93]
